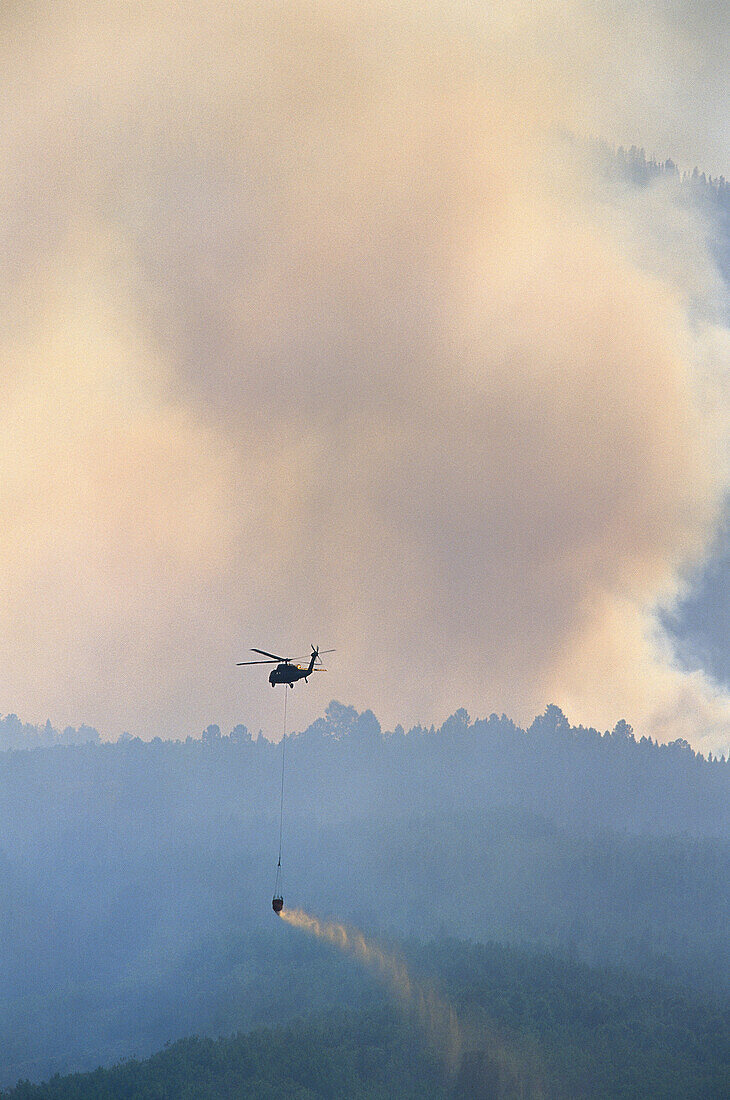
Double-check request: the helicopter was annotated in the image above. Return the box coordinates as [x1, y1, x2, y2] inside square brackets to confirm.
[237, 645, 334, 687]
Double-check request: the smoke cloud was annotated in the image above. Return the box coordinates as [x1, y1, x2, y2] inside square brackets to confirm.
[1, 2, 729, 751]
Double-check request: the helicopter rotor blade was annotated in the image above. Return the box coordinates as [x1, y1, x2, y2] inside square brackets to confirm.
[250, 648, 288, 662]
[242, 645, 334, 667]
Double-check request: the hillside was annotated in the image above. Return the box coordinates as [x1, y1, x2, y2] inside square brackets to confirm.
[0, 703, 728, 1085]
[2, 938, 728, 1099]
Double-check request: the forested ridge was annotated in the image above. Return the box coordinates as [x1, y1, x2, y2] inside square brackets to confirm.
[0, 714, 99, 752]
[2, 702, 727, 834]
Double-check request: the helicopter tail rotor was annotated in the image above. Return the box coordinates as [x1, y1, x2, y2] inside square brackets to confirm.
[310, 645, 336, 665]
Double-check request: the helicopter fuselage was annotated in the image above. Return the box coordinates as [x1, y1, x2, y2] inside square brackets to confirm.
[269, 659, 314, 687]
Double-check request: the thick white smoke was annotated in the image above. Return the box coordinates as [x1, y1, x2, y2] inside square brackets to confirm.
[1, 2, 729, 751]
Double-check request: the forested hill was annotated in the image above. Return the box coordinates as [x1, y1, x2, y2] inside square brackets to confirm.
[1, 702, 726, 837]
[1, 703, 728, 1084]
[2, 939, 728, 1099]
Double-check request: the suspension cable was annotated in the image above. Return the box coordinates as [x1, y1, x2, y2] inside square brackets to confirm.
[276, 686, 287, 882]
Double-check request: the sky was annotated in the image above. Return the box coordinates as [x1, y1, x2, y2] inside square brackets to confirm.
[1, 1, 729, 753]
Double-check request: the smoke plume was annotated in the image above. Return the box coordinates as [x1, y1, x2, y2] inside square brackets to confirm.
[280, 906, 462, 1068]
[1, 2, 729, 750]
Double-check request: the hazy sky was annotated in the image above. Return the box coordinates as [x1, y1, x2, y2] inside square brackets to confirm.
[1, 1, 729, 752]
